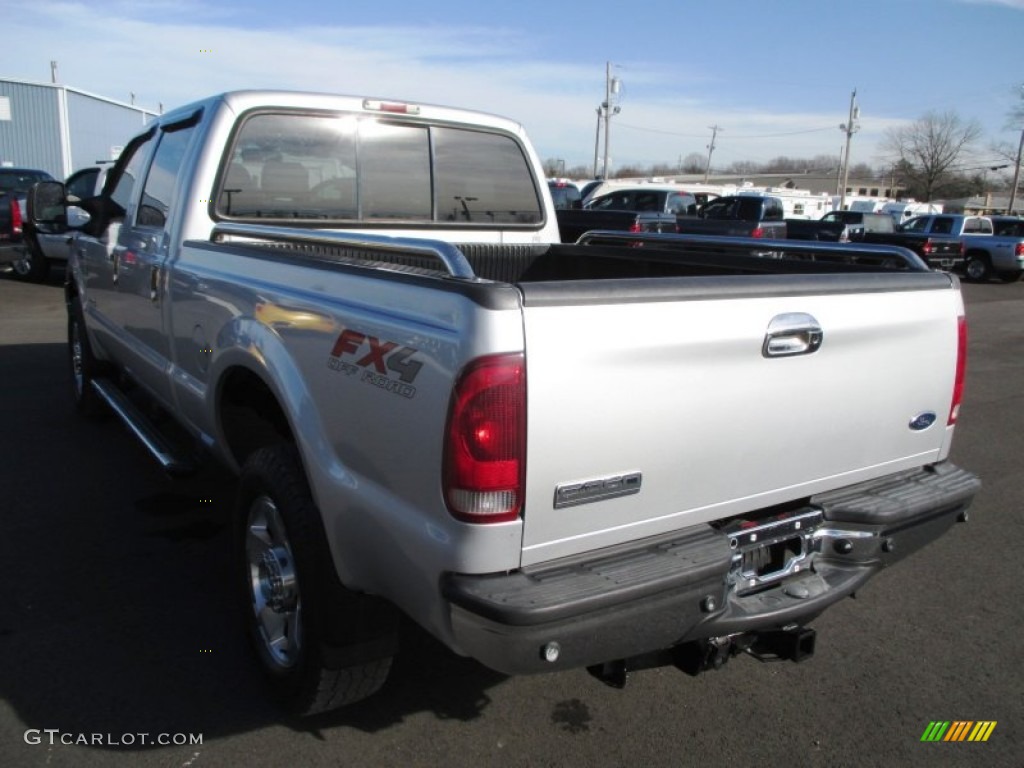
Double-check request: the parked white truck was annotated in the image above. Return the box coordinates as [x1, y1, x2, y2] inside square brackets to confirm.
[30, 90, 979, 716]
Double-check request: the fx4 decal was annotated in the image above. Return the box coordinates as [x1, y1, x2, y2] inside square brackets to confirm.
[327, 329, 423, 399]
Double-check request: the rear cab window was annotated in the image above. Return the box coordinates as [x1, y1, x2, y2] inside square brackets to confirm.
[215, 110, 543, 228]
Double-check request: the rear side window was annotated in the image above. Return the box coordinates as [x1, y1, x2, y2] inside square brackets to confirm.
[109, 135, 155, 215]
[993, 218, 1024, 237]
[434, 127, 541, 224]
[66, 168, 100, 200]
[217, 110, 542, 226]
[137, 123, 198, 229]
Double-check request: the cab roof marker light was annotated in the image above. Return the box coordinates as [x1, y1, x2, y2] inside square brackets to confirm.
[363, 99, 421, 115]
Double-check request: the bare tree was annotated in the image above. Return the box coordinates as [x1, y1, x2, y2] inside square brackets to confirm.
[881, 110, 982, 201]
[681, 152, 705, 174]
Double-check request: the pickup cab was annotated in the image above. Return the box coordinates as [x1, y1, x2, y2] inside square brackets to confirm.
[901, 213, 1024, 282]
[554, 185, 693, 242]
[676, 194, 788, 238]
[786, 211, 898, 242]
[29, 90, 979, 716]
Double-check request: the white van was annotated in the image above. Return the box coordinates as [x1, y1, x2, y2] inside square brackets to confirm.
[848, 199, 887, 213]
[881, 201, 943, 226]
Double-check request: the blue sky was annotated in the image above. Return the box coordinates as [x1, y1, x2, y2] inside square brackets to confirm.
[2, 0, 1022, 177]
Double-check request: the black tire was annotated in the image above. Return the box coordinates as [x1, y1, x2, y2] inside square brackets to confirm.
[11, 236, 50, 282]
[997, 269, 1022, 283]
[68, 297, 108, 417]
[236, 444, 396, 716]
[964, 253, 991, 282]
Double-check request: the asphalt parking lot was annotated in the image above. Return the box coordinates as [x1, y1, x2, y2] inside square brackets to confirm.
[1, 268, 1022, 768]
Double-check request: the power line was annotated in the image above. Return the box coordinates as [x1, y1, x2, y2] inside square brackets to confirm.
[615, 122, 837, 139]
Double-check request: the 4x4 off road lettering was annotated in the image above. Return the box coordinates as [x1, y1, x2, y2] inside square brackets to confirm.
[328, 329, 423, 398]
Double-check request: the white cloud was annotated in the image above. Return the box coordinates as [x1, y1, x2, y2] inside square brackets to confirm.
[3, 2, 909, 168]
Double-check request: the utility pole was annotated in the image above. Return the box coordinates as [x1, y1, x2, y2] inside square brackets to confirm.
[704, 125, 722, 183]
[1009, 86, 1024, 214]
[1008, 127, 1024, 215]
[593, 107, 602, 178]
[835, 145, 844, 197]
[838, 89, 860, 211]
[601, 61, 621, 180]
[50, 60, 58, 84]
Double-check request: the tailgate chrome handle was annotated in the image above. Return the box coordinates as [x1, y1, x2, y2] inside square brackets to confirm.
[763, 313, 823, 358]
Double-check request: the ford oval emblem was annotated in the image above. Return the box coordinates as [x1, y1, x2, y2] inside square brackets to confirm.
[909, 412, 937, 431]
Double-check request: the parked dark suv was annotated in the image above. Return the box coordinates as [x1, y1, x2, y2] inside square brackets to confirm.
[1, 167, 55, 277]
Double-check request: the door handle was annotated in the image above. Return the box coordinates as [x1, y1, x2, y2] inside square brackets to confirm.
[149, 266, 160, 302]
[763, 313, 823, 358]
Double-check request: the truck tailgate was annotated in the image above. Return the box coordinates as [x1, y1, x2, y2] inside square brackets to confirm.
[518, 273, 962, 566]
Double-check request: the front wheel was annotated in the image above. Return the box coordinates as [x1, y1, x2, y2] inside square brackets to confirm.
[68, 297, 108, 417]
[964, 254, 991, 282]
[236, 444, 395, 716]
[11, 237, 50, 282]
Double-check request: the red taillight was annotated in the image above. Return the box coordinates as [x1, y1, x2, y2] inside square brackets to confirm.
[949, 315, 967, 425]
[1015, 242, 1023, 258]
[751, 226, 764, 238]
[629, 219, 642, 233]
[922, 239, 933, 256]
[10, 198, 22, 236]
[444, 353, 525, 523]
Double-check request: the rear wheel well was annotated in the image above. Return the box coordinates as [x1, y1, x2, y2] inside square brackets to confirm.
[220, 368, 294, 466]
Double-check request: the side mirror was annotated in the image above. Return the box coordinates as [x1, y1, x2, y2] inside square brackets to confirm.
[27, 181, 69, 234]
[67, 206, 92, 229]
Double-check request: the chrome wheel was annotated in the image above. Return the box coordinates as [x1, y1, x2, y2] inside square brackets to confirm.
[245, 495, 302, 669]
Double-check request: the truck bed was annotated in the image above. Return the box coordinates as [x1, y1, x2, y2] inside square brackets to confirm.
[202, 228, 961, 568]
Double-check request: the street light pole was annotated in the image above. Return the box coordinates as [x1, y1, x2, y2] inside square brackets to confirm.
[838, 88, 859, 211]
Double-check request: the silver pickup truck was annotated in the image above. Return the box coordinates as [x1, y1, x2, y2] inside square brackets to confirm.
[29, 90, 979, 716]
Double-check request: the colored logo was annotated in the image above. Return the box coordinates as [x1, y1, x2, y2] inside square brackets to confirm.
[920, 721, 997, 742]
